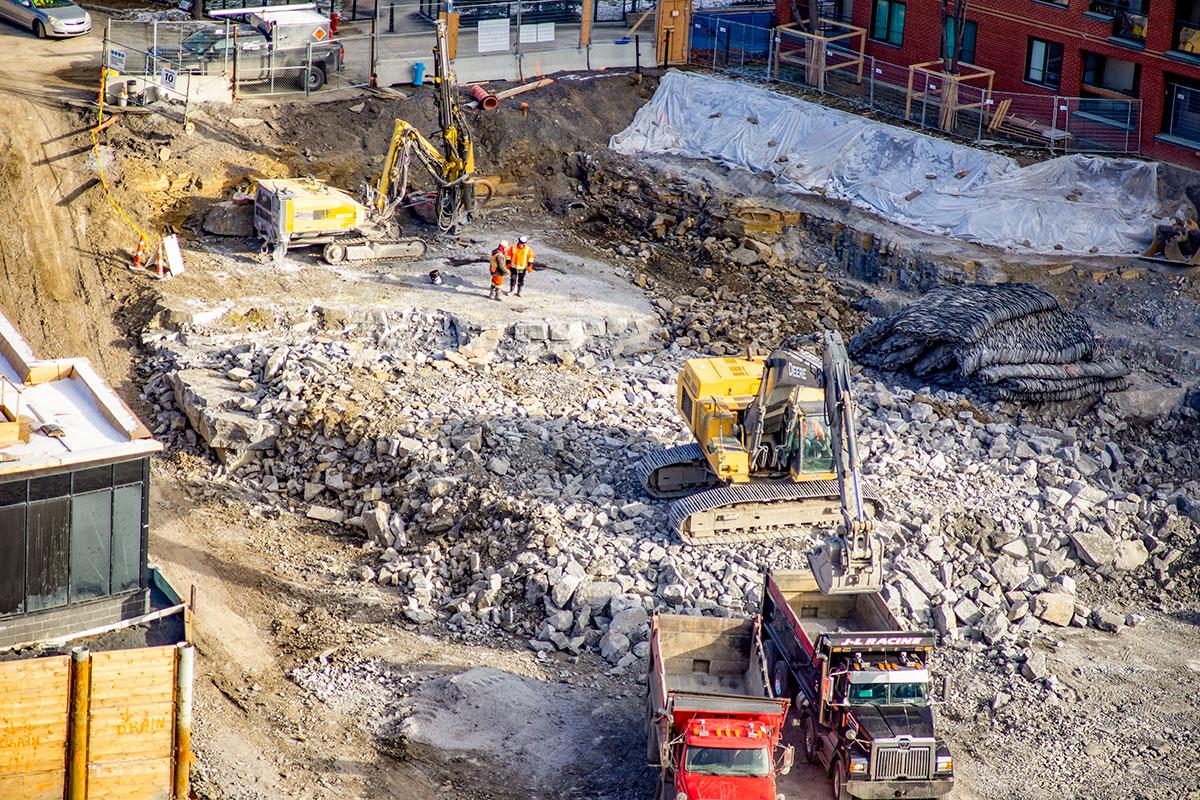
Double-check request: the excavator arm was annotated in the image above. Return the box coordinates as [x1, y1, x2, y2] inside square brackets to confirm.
[364, 19, 477, 233]
[808, 331, 885, 595]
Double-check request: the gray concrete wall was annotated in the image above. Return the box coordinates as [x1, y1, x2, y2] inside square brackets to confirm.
[0, 590, 149, 649]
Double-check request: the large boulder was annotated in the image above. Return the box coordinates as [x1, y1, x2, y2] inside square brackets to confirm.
[202, 200, 255, 237]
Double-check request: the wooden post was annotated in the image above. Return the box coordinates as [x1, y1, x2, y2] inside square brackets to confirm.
[185, 583, 197, 643]
[579, 0, 593, 48]
[173, 643, 195, 800]
[67, 647, 91, 800]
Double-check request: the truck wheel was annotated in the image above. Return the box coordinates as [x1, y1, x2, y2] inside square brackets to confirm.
[801, 712, 818, 763]
[771, 659, 788, 698]
[831, 758, 852, 800]
[304, 65, 326, 91]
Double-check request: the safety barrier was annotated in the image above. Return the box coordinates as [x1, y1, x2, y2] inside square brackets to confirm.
[690, 18, 1141, 156]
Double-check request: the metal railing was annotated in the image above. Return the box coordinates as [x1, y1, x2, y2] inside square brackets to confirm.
[689, 19, 1141, 155]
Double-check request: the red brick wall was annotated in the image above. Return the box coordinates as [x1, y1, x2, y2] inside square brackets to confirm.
[773, 0, 1200, 167]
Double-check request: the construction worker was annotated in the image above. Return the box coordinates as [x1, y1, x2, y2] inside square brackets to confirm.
[488, 241, 509, 301]
[508, 235, 534, 296]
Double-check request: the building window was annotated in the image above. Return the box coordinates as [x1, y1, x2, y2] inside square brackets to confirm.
[1081, 52, 1140, 95]
[0, 458, 148, 619]
[1174, 0, 1200, 53]
[1025, 38, 1063, 88]
[871, 0, 905, 46]
[942, 18, 977, 64]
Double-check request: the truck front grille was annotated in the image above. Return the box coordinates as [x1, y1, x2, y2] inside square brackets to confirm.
[874, 744, 932, 780]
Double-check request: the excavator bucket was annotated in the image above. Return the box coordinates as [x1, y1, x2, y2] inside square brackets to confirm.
[808, 531, 885, 595]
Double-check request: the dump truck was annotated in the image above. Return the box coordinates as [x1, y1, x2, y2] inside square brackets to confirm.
[646, 614, 795, 800]
[760, 570, 954, 800]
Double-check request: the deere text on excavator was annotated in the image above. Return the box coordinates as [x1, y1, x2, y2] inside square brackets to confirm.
[634, 332, 884, 595]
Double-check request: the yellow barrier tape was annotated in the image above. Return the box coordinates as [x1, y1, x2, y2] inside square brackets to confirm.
[91, 66, 155, 247]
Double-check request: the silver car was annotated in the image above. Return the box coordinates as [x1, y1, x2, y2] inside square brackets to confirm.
[0, 0, 91, 38]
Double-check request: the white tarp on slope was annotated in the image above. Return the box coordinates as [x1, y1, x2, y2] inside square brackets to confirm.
[610, 70, 1162, 255]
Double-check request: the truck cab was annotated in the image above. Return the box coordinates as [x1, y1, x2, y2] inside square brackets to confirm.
[671, 716, 789, 800]
[761, 570, 955, 800]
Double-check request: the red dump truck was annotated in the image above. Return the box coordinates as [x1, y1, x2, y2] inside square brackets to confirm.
[646, 613, 795, 800]
[761, 569, 954, 800]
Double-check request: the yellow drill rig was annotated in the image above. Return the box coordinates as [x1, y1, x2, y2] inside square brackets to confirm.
[361, 19, 486, 238]
[634, 332, 884, 595]
[256, 19, 483, 264]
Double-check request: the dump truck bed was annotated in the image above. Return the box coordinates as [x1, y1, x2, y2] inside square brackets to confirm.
[654, 614, 768, 698]
[764, 569, 901, 654]
[646, 614, 788, 765]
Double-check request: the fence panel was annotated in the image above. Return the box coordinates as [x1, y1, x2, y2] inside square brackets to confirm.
[688, 24, 1140, 156]
[1165, 83, 1200, 147]
[0, 655, 71, 800]
[86, 646, 179, 800]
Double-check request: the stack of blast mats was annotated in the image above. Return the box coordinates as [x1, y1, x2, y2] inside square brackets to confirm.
[850, 284, 1130, 402]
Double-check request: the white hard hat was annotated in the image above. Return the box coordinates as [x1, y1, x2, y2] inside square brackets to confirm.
[518, 235, 528, 244]
[500, 240, 510, 249]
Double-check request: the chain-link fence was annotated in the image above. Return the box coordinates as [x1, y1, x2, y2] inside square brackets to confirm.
[690, 18, 1141, 156]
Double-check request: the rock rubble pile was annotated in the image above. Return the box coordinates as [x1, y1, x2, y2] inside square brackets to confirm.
[138, 290, 1194, 685]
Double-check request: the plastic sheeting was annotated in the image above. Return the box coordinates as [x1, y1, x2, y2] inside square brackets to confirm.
[611, 71, 1163, 255]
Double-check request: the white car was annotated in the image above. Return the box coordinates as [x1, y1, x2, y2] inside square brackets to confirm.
[0, 0, 91, 39]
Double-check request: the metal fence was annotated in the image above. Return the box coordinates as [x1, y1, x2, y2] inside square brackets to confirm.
[1164, 83, 1200, 148]
[690, 18, 1142, 155]
[105, 17, 374, 104]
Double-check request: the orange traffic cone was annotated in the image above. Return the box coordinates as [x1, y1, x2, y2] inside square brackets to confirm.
[131, 236, 146, 271]
[152, 242, 166, 279]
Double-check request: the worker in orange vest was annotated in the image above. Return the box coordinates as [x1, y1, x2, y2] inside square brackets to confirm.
[507, 235, 534, 297]
[488, 240, 510, 301]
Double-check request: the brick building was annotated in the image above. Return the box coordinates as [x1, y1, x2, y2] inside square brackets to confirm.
[0, 313, 162, 649]
[774, 0, 1200, 168]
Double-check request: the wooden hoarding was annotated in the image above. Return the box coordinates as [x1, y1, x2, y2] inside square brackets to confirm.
[0, 656, 71, 800]
[0, 644, 192, 800]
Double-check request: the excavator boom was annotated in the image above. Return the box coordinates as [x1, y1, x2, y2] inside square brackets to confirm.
[807, 331, 884, 595]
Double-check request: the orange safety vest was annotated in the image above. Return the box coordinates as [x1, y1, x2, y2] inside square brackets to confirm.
[489, 250, 508, 284]
[510, 244, 534, 271]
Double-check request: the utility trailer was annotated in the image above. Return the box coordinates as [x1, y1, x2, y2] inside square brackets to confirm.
[761, 570, 955, 800]
[646, 613, 794, 800]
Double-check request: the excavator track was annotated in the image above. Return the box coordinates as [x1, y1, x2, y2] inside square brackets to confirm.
[668, 480, 881, 546]
[633, 444, 718, 499]
[636, 445, 881, 545]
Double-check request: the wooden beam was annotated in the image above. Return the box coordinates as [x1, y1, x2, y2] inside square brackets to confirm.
[67, 649, 90, 800]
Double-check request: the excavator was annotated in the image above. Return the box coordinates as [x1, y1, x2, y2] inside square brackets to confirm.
[255, 20, 484, 264]
[633, 332, 884, 596]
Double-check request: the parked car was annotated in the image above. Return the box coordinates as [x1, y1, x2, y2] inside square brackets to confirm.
[0, 0, 91, 39]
